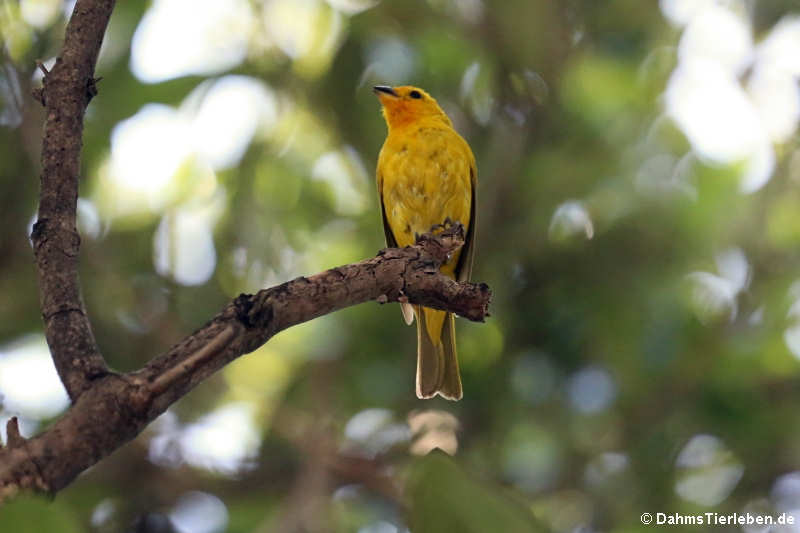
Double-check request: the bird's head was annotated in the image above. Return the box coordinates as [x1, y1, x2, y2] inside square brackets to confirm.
[373, 85, 452, 130]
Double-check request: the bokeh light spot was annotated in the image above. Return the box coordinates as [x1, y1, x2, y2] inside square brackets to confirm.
[686, 248, 749, 324]
[0, 62, 23, 128]
[772, 472, 800, 513]
[325, 0, 380, 15]
[103, 104, 194, 216]
[20, 0, 61, 29]
[502, 423, 562, 492]
[311, 147, 370, 215]
[343, 408, 410, 458]
[184, 76, 279, 170]
[408, 410, 459, 456]
[363, 37, 417, 85]
[131, 0, 253, 83]
[169, 491, 228, 533]
[584, 452, 629, 488]
[566, 366, 616, 414]
[263, 0, 345, 77]
[659, 0, 717, 27]
[666, 58, 766, 163]
[154, 202, 219, 286]
[549, 201, 594, 242]
[0, 335, 68, 420]
[510, 352, 558, 405]
[675, 434, 743, 506]
[149, 403, 261, 475]
[678, 4, 752, 75]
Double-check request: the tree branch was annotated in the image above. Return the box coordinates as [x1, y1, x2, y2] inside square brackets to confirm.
[1, 231, 490, 502]
[2, 0, 492, 505]
[31, 0, 116, 400]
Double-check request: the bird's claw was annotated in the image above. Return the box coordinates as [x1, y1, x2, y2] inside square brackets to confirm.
[428, 217, 456, 235]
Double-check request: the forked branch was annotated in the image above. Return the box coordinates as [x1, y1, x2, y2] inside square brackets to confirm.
[0, 0, 491, 505]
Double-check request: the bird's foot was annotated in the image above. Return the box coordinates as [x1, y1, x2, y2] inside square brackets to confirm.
[428, 217, 456, 235]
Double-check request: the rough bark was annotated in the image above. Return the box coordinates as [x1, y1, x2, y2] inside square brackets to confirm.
[31, 0, 115, 400]
[0, 230, 489, 502]
[0, 0, 491, 504]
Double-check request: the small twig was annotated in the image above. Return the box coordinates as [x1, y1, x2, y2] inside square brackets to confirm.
[5, 417, 25, 449]
[35, 59, 50, 77]
[86, 76, 102, 101]
[33, 61, 50, 105]
[148, 325, 237, 396]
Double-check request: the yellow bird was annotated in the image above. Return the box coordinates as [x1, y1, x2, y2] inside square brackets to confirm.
[373, 85, 476, 401]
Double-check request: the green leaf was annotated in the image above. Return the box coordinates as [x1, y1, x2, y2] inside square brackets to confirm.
[0, 495, 83, 533]
[407, 451, 547, 533]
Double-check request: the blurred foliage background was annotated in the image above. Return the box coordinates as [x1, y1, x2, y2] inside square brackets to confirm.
[2, 0, 800, 531]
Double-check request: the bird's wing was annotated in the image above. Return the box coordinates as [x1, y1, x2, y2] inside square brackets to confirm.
[455, 163, 476, 283]
[378, 169, 415, 325]
[377, 171, 399, 248]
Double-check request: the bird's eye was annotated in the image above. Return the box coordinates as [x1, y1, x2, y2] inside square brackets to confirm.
[409, 90, 422, 99]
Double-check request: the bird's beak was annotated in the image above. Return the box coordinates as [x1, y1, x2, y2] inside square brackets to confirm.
[373, 85, 398, 97]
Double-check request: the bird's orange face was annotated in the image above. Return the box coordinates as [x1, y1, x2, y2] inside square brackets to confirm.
[373, 85, 449, 129]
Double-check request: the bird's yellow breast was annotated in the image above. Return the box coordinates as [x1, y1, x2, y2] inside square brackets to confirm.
[378, 123, 473, 276]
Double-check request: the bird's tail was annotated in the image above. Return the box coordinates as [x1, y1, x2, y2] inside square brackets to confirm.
[415, 306, 462, 400]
